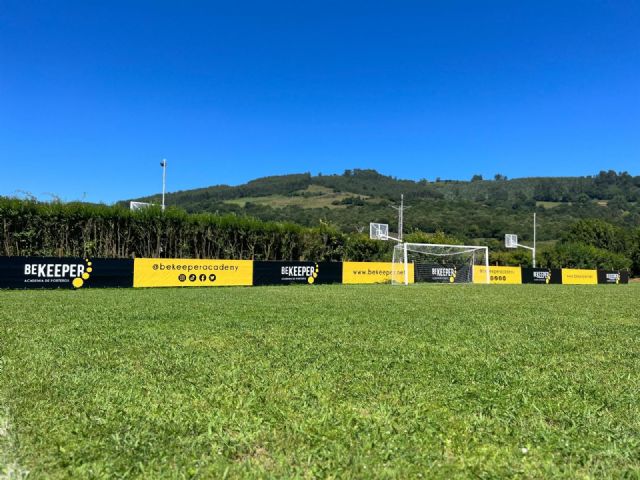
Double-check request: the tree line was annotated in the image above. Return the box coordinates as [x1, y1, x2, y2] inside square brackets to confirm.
[2, 197, 639, 275]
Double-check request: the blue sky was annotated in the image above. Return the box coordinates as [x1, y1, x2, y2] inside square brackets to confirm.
[1, 1, 639, 203]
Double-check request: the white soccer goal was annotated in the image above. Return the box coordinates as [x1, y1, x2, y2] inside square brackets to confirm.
[391, 243, 490, 285]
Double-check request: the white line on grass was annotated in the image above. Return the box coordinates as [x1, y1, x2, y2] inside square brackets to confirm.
[0, 409, 28, 480]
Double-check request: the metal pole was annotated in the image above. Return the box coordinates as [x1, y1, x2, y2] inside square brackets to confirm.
[161, 159, 166, 211]
[533, 212, 536, 268]
[485, 247, 490, 284]
[399, 194, 404, 242]
[403, 242, 409, 286]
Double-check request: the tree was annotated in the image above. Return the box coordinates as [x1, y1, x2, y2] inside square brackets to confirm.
[540, 242, 631, 270]
[404, 230, 462, 245]
[576, 193, 590, 204]
[608, 195, 628, 212]
[565, 219, 630, 253]
[630, 228, 640, 276]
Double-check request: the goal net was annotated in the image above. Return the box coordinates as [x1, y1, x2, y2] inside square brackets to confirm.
[391, 243, 490, 285]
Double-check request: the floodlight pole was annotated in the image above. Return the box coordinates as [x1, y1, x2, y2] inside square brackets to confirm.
[160, 159, 167, 211]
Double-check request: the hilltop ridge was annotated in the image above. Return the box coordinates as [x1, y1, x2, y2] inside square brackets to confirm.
[126, 169, 640, 243]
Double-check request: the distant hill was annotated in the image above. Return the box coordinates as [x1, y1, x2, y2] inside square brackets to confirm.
[124, 169, 640, 245]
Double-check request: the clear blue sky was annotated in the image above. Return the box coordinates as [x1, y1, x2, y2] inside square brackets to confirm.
[1, 1, 638, 203]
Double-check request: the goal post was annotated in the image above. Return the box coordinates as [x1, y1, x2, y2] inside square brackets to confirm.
[391, 243, 490, 285]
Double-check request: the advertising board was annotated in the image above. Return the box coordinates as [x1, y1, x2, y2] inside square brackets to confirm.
[253, 261, 342, 286]
[521, 268, 563, 284]
[597, 270, 629, 284]
[342, 261, 414, 284]
[561, 268, 598, 285]
[472, 266, 522, 284]
[0, 257, 133, 289]
[133, 258, 253, 287]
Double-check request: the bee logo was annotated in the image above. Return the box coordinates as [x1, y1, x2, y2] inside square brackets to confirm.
[72, 259, 92, 289]
[308, 263, 319, 284]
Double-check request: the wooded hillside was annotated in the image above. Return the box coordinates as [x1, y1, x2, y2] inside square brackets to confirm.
[127, 169, 640, 244]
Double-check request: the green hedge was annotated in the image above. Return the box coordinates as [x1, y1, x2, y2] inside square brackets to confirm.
[0, 198, 349, 261]
[1, 198, 636, 273]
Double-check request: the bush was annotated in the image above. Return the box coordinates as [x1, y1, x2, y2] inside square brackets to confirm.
[343, 234, 392, 261]
[564, 219, 631, 253]
[404, 230, 462, 245]
[0, 197, 346, 261]
[490, 249, 535, 267]
[540, 242, 632, 271]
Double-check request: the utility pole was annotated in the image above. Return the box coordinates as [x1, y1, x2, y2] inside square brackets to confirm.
[160, 159, 167, 211]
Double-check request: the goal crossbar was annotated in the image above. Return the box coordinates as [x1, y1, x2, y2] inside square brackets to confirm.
[403, 242, 488, 250]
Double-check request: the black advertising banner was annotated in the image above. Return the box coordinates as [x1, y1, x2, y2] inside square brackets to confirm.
[415, 263, 472, 283]
[597, 270, 629, 284]
[253, 261, 342, 286]
[521, 268, 563, 284]
[0, 257, 133, 289]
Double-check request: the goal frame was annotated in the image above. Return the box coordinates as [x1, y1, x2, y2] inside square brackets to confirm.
[393, 242, 490, 285]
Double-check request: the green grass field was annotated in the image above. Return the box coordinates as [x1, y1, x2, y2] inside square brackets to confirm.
[1, 285, 639, 479]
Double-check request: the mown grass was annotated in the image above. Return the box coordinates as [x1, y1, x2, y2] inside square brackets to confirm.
[223, 185, 368, 209]
[1, 285, 639, 479]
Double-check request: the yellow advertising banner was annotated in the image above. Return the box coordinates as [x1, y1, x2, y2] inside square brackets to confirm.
[561, 268, 598, 285]
[133, 258, 253, 288]
[473, 266, 522, 284]
[342, 261, 414, 284]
